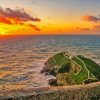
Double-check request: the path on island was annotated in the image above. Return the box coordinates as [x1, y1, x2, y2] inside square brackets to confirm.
[64, 53, 96, 78]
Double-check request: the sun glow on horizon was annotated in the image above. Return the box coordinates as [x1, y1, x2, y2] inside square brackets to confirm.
[0, 0, 100, 35]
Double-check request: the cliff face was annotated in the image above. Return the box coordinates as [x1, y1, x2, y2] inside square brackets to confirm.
[41, 52, 100, 86]
[0, 82, 100, 100]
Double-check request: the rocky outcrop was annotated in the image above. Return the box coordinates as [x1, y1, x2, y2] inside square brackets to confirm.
[48, 79, 57, 86]
[0, 82, 100, 100]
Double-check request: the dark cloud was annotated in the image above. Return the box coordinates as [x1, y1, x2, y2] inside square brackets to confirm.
[76, 27, 90, 31]
[81, 28, 90, 31]
[29, 24, 41, 31]
[82, 15, 100, 22]
[0, 6, 41, 24]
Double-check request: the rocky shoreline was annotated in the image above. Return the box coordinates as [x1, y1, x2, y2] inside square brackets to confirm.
[0, 82, 100, 100]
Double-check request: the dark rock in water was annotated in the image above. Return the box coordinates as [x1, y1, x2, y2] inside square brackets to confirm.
[40, 66, 49, 74]
[41, 52, 100, 86]
[45, 72, 49, 75]
[49, 79, 57, 86]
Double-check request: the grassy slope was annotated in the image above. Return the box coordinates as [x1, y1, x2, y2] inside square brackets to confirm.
[78, 55, 100, 80]
[47, 52, 70, 75]
[72, 57, 96, 84]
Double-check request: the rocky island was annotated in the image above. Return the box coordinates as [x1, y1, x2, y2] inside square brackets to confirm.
[41, 52, 100, 86]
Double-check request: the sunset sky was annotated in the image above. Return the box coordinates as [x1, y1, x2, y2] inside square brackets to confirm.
[0, 0, 100, 35]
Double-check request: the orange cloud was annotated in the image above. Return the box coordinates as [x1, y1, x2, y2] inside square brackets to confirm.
[0, 7, 41, 24]
[72, 27, 91, 33]
[82, 15, 100, 22]
[79, 27, 90, 31]
[0, 7, 41, 35]
[0, 16, 12, 24]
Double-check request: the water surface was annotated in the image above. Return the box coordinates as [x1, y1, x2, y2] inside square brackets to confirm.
[0, 35, 100, 91]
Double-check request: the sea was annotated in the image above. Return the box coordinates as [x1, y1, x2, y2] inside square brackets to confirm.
[0, 35, 100, 91]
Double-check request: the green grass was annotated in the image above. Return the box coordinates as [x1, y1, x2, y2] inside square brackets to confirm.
[52, 52, 70, 66]
[71, 57, 89, 84]
[78, 55, 100, 80]
[47, 52, 70, 75]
